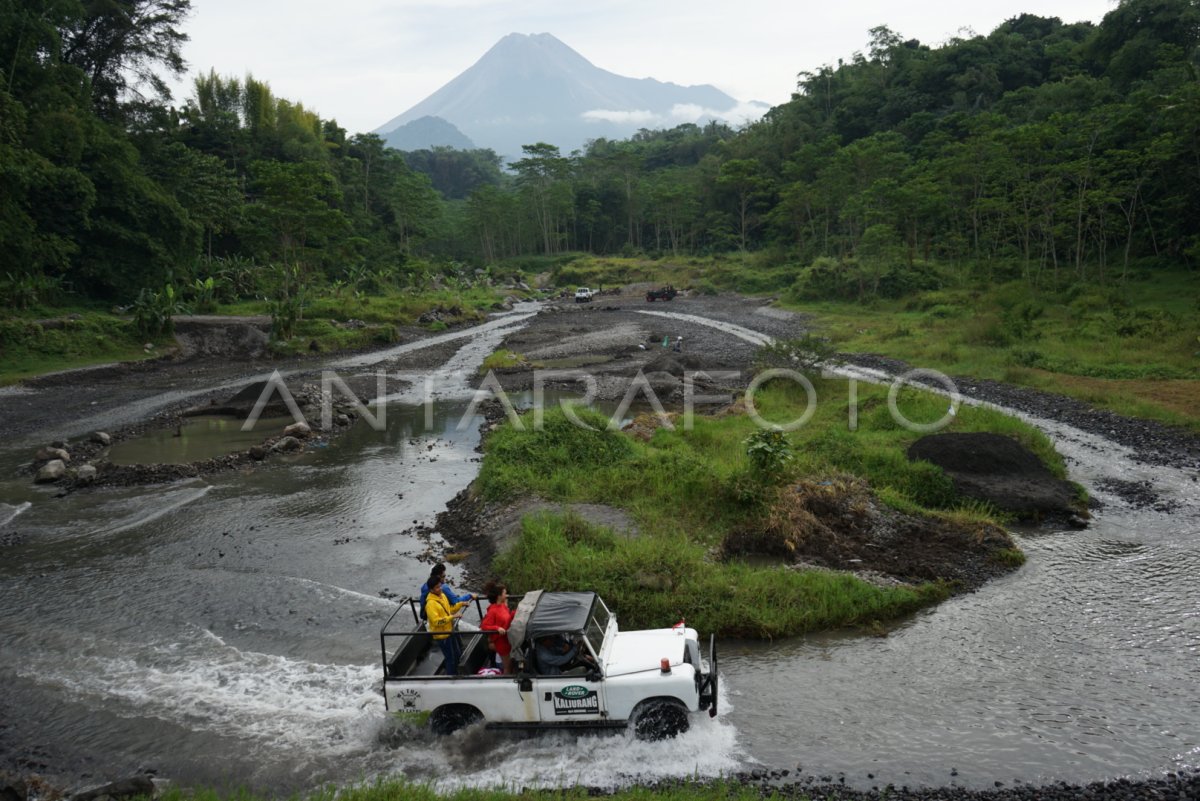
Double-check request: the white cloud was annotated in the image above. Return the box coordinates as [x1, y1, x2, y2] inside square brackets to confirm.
[581, 101, 768, 130]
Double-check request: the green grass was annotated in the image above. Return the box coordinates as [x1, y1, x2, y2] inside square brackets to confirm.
[0, 284, 526, 381]
[479, 349, 529, 373]
[476, 381, 1054, 637]
[0, 313, 168, 385]
[267, 318, 401, 356]
[778, 273, 1200, 432]
[496, 511, 948, 639]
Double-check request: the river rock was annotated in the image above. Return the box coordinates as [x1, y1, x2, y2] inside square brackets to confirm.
[35, 446, 70, 463]
[908, 432, 1084, 521]
[70, 775, 155, 801]
[75, 464, 98, 484]
[90, 431, 112, 446]
[335, 413, 351, 427]
[36, 459, 67, 483]
[1, 777, 27, 801]
[282, 421, 312, 439]
[248, 445, 267, 461]
[271, 436, 302, 453]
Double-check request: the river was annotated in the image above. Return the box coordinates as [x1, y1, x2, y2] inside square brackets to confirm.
[0, 307, 1196, 793]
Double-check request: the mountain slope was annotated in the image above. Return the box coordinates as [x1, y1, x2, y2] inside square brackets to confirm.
[382, 116, 475, 151]
[376, 33, 758, 159]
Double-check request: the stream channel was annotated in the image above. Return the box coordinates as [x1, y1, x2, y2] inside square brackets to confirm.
[0, 305, 1197, 793]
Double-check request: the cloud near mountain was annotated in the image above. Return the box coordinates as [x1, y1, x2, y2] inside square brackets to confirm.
[582, 101, 768, 128]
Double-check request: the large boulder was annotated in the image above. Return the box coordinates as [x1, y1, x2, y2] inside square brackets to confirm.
[282, 421, 312, 439]
[75, 464, 98, 484]
[908, 433, 1084, 522]
[35, 459, 67, 483]
[90, 431, 112, 446]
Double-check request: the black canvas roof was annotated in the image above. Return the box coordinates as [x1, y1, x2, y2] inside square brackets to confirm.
[528, 591, 596, 638]
[508, 591, 597, 650]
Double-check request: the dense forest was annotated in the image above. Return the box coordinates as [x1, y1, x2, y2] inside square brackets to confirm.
[2, 0, 1199, 315]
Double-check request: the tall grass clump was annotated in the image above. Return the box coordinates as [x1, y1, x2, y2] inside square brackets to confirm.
[494, 512, 948, 638]
[477, 406, 638, 501]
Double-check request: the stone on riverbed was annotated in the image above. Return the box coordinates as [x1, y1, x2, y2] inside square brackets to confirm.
[271, 436, 302, 453]
[282, 421, 312, 439]
[35, 459, 67, 483]
[35, 446, 70, 464]
[75, 464, 98, 484]
[90, 431, 112, 446]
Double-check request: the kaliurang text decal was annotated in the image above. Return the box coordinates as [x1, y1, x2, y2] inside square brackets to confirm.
[552, 686, 599, 715]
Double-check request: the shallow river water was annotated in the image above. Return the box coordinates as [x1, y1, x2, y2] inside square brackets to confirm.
[0, 310, 1197, 793]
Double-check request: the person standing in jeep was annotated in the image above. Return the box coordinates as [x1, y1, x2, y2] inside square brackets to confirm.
[425, 576, 469, 675]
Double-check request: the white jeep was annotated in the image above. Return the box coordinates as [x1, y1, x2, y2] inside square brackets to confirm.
[380, 590, 718, 739]
[574, 287, 593, 303]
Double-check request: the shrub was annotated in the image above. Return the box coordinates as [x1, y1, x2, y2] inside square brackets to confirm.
[877, 261, 944, 298]
[745, 429, 794, 480]
[267, 291, 304, 340]
[132, 285, 185, 337]
[790, 256, 863, 301]
[752, 335, 840, 374]
[478, 407, 637, 500]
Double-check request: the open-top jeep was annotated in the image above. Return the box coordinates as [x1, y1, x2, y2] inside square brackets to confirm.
[380, 590, 718, 740]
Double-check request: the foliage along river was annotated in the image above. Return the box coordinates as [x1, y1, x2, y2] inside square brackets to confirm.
[0, 307, 1197, 793]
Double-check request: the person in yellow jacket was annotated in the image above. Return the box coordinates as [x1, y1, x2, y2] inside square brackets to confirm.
[425, 575, 469, 675]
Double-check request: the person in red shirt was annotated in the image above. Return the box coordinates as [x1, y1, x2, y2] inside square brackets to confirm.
[480, 581, 515, 674]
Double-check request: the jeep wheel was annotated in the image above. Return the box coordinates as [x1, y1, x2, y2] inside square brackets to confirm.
[430, 704, 483, 735]
[633, 700, 689, 741]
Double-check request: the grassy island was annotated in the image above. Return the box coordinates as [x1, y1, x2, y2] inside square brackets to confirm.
[473, 378, 1062, 638]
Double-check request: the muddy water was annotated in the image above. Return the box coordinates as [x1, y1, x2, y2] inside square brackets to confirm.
[107, 416, 299, 465]
[0, 309, 1197, 793]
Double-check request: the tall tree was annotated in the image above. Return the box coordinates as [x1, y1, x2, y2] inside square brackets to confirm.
[60, 0, 191, 114]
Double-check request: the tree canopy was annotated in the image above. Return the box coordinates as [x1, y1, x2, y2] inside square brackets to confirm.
[2, 0, 1198, 308]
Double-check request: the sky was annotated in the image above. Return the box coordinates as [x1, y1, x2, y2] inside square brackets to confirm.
[170, 0, 1118, 136]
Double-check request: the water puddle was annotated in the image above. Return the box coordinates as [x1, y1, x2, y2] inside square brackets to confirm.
[107, 416, 298, 465]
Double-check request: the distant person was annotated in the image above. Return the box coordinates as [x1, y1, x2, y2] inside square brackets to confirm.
[479, 581, 515, 674]
[419, 562, 473, 617]
[424, 576, 469, 676]
[672, 336, 683, 353]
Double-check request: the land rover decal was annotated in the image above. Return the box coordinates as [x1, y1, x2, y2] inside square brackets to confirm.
[552, 685, 599, 715]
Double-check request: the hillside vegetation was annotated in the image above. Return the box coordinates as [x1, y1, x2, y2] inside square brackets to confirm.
[2, 1, 1196, 425]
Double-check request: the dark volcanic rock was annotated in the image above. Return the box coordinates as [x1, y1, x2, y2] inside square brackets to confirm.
[908, 433, 1083, 522]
